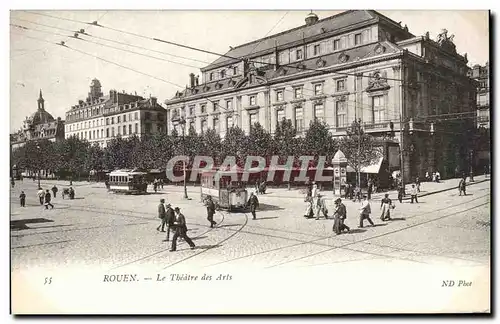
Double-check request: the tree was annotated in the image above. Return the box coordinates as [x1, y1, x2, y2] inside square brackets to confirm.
[104, 136, 131, 170]
[273, 118, 300, 188]
[303, 119, 337, 166]
[201, 128, 222, 166]
[222, 126, 247, 168]
[338, 119, 382, 188]
[85, 143, 105, 172]
[247, 122, 273, 160]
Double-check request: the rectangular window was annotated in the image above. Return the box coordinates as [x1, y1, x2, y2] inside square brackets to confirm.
[227, 116, 233, 129]
[276, 90, 284, 102]
[117, 116, 121, 123]
[296, 49, 303, 60]
[295, 107, 304, 132]
[84, 121, 87, 129]
[106, 128, 109, 138]
[129, 124, 132, 134]
[294, 87, 303, 99]
[372, 95, 385, 123]
[314, 103, 325, 122]
[118, 126, 121, 135]
[336, 100, 347, 127]
[313, 44, 321, 56]
[249, 113, 258, 129]
[111, 127, 115, 137]
[101, 129, 104, 138]
[135, 123, 138, 134]
[333, 39, 340, 51]
[336, 79, 346, 92]
[249, 95, 257, 106]
[314, 83, 323, 96]
[233, 67, 238, 75]
[226, 100, 232, 110]
[209, 73, 214, 81]
[93, 120, 95, 127]
[123, 125, 127, 135]
[111, 117, 115, 124]
[277, 109, 285, 122]
[190, 121, 195, 131]
[213, 101, 219, 111]
[213, 118, 219, 131]
[134, 112, 138, 120]
[189, 106, 195, 116]
[201, 120, 208, 133]
[123, 114, 127, 122]
[201, 104, 206, 114]
[92, 130, 96, 139]
[355, 33, 362, 45]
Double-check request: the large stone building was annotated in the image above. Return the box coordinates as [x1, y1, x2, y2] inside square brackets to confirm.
[64, 79, 169, 148]
[10, 90, 65, 150]
[165, 10, 477, 181]
[468, 62, 489, 128]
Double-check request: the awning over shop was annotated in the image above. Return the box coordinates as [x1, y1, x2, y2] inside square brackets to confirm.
[346, 157, 384, 174]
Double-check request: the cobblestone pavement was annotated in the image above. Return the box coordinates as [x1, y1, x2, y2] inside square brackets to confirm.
[10, 177, 490, 274]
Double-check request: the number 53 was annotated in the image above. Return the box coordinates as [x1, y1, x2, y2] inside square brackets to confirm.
[44, 277, 52, 285]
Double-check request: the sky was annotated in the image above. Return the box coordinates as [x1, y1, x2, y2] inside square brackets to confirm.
[9, 10, 489, 131]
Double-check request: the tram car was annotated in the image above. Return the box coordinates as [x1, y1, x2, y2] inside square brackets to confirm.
[108, 169, 148, 194]
[200, 170, 249, 211]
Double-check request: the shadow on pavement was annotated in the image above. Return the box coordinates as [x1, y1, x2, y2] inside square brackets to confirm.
[388, 217, 406, 221]
[218, 224, 242, 228]
[258, 203, 285, 211]
[347, 229, 367, 234]
[191, 236, 207, 241]
[193, 244, 222, 250]
[254, 216, 279, 220]
[371, 223, 388, 228]
[11, 218, 54, 231]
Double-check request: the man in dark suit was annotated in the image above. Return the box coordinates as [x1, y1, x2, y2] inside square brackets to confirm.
[205, 196, 217, 228]
[163, 203, 175, 242]
[170, 207, 195, 252]
[247, 192, 259, 220]
[157, 198, 166, 232]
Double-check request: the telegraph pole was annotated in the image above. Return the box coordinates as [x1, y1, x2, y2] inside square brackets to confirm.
[399, 63, 406, 195]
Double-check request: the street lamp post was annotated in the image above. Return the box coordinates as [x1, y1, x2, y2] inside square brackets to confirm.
[36, 143, 41, 188]
[179, 117, 189, 199]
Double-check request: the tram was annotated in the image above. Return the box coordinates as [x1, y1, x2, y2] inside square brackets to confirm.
[108, 169, 148, 194]
[200, 169, 249, 211]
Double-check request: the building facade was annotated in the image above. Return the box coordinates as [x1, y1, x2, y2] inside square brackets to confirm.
[468, 62, 489, 128]
[10, 90, 65, 150]
[165, 10, 477, 181]
[65, 79, 169, 147]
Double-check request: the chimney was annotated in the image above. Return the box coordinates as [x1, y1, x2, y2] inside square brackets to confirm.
[189, 73, 195, 88]
[195, 75, 200, 86]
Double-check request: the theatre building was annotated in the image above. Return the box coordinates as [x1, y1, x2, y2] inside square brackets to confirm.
[165, 10, 477, 181]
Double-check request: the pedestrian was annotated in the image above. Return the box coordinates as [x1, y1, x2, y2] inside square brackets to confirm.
[380, 193, 393, 221]
[157, 198, 167, 232]
[44, 190, 54, 209]
[344, 182, 350, 199]
[458, 178, 467, 196]
[19, 191, 26, 207]
[367, 179, 373, 200]
[304, 196, 314, 218]
[160, 179, 164, 189]
[69, 187, 75, 199]
[153, 180, 158, 193]
[432, 172, 436, 182]
[397, 184, 404, 203]
[354, 185, 362, 202]
[51, 185, 58, 198]
[415, 176, 420, 193]
[37, 187, 45, 205]
[205, 196, 217, 228]
[333, 198, 350, 235]
[358, 195, 375, 228]
[247, 192, 259, 220]
[435, 171, 441, 182]
[425, 171, 430, 182]
[162, 203, 175, 242]
[410, 184, 418, 203]
[169, 207, 195, 252]
[11, 178, 15, 188]
[315, 194, 328, 220]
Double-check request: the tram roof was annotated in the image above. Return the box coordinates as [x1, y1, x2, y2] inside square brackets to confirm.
[109, 169, 148, 176]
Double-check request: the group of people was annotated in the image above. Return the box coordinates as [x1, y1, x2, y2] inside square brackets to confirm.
[425, 171, 441, 183]
[157, 198, 196, 252]
[304, 182, 329, 220]
[17, 184, 76, 208]
[153, 179, 164, 193]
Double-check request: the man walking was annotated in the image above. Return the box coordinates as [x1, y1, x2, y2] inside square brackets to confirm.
[44, 189, 54, 209]
[458, 178, 467, 196]
[51, 185, 58, 198]
[410, 184, 419, 203]
[397, 183, 404, 204]
[333, 198, 350, 235]
[37, 187, 45, 205]
[247, 192, 259, 220]
[205, 196, 217, 228]
[415, 176, 420, 193]
[162, 203, 175, 242]
[19, 191, 26, 207]
[157, 198, 167, 232]
[358, 195, 375, 228]
[170, 207, 195, 252]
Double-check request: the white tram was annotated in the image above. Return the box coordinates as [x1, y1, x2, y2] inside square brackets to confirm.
[108, 169, 148, 194]
[200, 170, 249, 211]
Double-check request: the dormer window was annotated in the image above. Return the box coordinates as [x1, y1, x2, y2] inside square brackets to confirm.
[355, 33, 362, 45]
[296, 49, 303, 60]
[233, 66, 238, 75]
[249, 95, 257, 106]
[209, 72, 214, 81]
[313, 44, 321, 56]
[220, 70, 226, 79]
[333, 39, 340, 51]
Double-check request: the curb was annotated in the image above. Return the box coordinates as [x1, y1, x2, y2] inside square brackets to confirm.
[401, 178, 490, 200]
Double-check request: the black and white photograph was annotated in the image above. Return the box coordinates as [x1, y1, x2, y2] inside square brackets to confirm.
[8, 6, 491, 314]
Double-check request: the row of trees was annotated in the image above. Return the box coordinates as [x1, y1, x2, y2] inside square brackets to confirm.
[11, 119, 381, 182]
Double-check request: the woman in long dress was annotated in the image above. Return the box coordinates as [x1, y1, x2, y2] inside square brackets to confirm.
[380, 193, 393, 221]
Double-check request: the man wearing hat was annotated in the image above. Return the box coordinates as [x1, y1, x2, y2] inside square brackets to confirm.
[157, 198, 167, 232]
[333, 198, 350, 235]
[170, 207, 195, 251]
[162, 202, 175, 242]
[247, 192, 259, 220]
[205, 196, 217, 228]
[359, 195, 375, 228]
